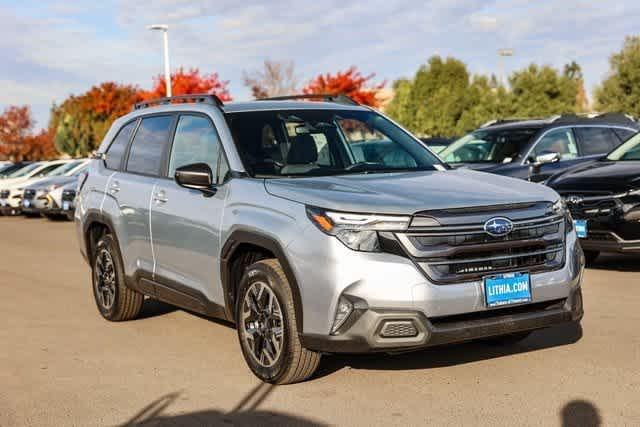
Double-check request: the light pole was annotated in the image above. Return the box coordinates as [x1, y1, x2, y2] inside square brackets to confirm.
[497, 48, 514, 87]
[147, 24, 172, 97]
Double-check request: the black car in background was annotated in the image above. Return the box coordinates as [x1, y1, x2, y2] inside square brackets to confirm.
[547, 131, 640, 263]
[439, 114, 638, 182]
[420, 137, 454, 154]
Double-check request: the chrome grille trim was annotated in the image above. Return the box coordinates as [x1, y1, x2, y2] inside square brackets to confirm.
[397, 209, 566, 284]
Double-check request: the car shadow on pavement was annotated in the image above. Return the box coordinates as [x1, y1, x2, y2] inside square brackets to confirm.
[560, 399, 602, 427]
[315, 322, 583, 378]
[137, 299, 178, 320]
[119, 382, 326, 427]
[587, 253, 640, 272]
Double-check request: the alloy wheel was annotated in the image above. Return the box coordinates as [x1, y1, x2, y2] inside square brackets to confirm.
[94, 248, 116, 310]
[240, 281, 284, 368]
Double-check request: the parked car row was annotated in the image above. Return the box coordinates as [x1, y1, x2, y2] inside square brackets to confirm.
[0, 159, 87, 219]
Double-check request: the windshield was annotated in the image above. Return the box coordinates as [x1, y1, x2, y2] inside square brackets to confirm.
[607, 132, 640, 161]
[225, 109, 442, 177]
[440, 127, 539, 163]
[6, 163, 41, 178]
[47, 161, 83, 177]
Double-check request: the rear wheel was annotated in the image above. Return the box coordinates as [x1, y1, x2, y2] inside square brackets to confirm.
[584, 250, 600, 265]
[91, 234, 144, 321]
[236, 259, 320, 384]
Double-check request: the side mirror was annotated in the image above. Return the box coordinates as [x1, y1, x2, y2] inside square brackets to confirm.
[534, 151, 561, 166]
[175, 163, 217, 197]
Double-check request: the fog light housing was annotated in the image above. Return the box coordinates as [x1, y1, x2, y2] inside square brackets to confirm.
[331, 296, 353, 335]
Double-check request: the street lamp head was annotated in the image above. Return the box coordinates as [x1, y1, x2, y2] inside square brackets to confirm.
[147, 24, 168, 32]
[497, 48, 514, 57]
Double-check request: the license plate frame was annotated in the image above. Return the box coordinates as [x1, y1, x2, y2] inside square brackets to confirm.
[484, 272, 532, 308]
[574, 219, 588, 238]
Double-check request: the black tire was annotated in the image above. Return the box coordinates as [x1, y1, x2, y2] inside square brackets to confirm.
[91, 234, 144, 321]
[584, 250, 600, 265]
[24, 212, 41, 218]
[236, 259, 320, 384]
[484, 331, 532, 346]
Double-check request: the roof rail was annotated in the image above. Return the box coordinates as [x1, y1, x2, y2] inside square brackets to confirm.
[480, 118, 542, 128]
[133, 94, 224, 111]
[549, 112, 637, 124]
[257, 94, 359, 106]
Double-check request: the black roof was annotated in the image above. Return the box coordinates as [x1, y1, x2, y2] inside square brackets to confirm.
[478, 113, 639, 132]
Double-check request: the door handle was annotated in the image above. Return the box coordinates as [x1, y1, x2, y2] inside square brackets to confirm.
[153, 191, 168, 204]
[109, 181, 120, 194]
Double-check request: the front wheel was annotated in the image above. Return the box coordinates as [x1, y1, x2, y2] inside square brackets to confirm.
[236, 259, 320, 384]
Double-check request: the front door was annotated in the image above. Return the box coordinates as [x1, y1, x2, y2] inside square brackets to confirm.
[150, 114, 229, 306]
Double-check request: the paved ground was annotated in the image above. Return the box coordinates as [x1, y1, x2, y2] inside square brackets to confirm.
[1, 217, 639, 427]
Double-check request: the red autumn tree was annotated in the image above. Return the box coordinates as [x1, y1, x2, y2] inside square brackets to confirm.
[51, 82, 143, 157]
[142, 67, 233, 101]
[303, 66, 385, 107]
[0, 105, 57, 161]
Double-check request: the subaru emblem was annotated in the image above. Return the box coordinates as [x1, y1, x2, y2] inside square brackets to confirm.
[484, 217, 514, 237]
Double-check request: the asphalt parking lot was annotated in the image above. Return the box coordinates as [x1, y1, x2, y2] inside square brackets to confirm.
[1, 217, 639, 427]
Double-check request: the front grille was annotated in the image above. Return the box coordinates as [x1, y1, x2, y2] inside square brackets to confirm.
[397, 204, 565, 284]
[0, 190, 9, 199]
[562, 192, 623, 219]
[23, 189, 36, 200]
[62, 190, 76, 202]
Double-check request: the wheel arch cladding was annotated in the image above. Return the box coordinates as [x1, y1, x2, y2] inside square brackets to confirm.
[221, 230, 304, 331]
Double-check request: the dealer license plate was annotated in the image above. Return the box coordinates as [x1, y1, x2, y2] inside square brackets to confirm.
[484, 272, 532, 308]
[574, 219, 587, 238]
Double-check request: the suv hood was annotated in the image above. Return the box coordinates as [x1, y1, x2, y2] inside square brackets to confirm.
[26, 175, 76, 190]
[264, 169, 559, 215]
[548, 160, 640, 194]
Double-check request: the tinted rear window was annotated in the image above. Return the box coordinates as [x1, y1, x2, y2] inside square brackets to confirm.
[575, 127, 617, 156]
[126, 116, 173, 176]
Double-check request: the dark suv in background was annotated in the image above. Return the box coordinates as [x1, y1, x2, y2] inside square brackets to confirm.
[439, 114, 638, 182]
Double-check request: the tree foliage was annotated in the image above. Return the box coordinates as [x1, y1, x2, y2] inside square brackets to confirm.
[303, 66, 385, 107]
[595, 36, 640, 116]
[143, 67, 232, 101]
[506, 64, 581, 118]
[243, 60, 298, 99]
[0, 106, 57, 161]
[51, 82, 142, 157]
[386, 55, 584, 137]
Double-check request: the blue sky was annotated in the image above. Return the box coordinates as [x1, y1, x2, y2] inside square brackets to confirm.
[1, 0, 639, 129]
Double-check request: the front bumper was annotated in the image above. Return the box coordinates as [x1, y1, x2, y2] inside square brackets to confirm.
[579, 233, 640, 253]
[301, 287, 583, 353]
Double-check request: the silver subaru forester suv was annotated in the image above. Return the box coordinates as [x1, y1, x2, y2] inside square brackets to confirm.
[76, 94, 584, 384]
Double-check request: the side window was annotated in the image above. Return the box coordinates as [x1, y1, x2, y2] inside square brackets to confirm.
[575, 127, 617, 156]
[533, 128, 578, 161]
[126, 116, 173, 176]
[168, 115, 222, 181]
[105, 121, 136, 170]
[613, 128, 636, 143]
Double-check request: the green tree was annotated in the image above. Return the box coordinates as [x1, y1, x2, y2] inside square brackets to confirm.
[386, 56, 504, 137]
[506, 64, 581, 117]
[595, 36, 640, 116]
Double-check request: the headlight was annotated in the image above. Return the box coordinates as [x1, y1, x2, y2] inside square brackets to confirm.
[551, 199, 573, 232]
[306, 206, 410, 252]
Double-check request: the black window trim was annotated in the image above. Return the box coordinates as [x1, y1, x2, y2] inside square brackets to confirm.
[163, 111, 232, 186]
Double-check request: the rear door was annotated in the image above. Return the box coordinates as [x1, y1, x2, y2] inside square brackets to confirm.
[574, 126, 623, 158]
[150, 113, 229, 307]
[114, 114, 175, 279]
